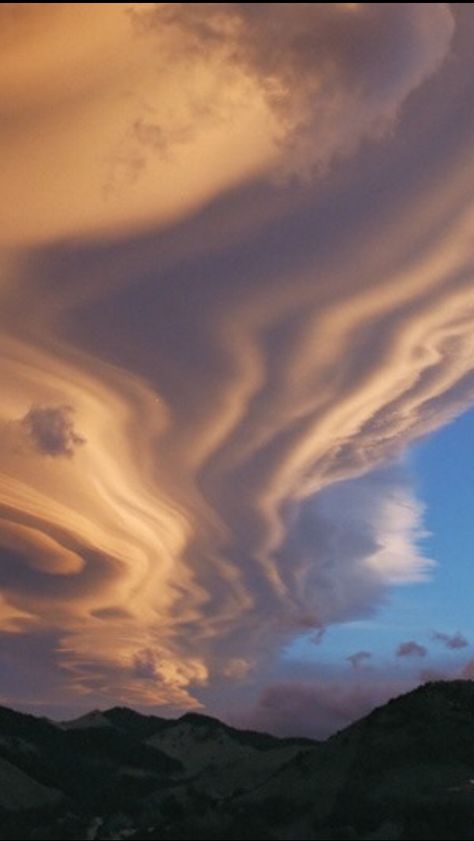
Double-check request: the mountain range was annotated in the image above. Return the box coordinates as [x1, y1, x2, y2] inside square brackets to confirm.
[1, 680, 474, 840]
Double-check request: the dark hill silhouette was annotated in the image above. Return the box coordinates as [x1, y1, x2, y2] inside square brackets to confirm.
[1, 681, 474, 839]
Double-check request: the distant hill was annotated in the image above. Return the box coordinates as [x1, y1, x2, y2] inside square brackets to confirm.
[1, 681, 474, 839]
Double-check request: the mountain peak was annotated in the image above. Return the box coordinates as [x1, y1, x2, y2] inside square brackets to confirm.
[178, 711, 222, 727]
[370, 678, 474, 721]
[60, 709, 112, 730]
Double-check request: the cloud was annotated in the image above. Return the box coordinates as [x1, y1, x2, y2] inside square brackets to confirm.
[0, 3, 454, 244]
[396, 641, 427, 658]
[419, 668, 450, 684]
[347, 651, 372, 670]
[0, 5, 474, 714]
[131, 649, 158, 681]
[461, 661, 474, 680]
[236, 657, 474, 739]
[236, 677, 411, 740]
[137, 3, 454, 177]
[433, 631, 469, 650]
[19, 405, 85, 458]
[310, 628, 326, 646]
[422, 658, 474, 684]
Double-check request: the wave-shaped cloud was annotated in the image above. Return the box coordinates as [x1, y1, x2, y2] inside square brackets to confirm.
[1, 3, 474, 713]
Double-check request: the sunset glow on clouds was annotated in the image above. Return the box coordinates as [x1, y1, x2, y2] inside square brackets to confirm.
[1, 3, 474, 731]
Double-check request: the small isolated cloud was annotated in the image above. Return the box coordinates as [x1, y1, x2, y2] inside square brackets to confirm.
[347, 650, 372, 670]
[20, 405, 86, 458]
[396, 640, 427, 658]
[433, 631, 469, 650]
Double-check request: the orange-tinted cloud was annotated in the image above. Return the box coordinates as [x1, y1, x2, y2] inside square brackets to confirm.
[0, 3, 453, 245]
[2, 4, 474, 715]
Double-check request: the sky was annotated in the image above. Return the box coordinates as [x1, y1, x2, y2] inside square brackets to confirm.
[1, 2, 474, 738]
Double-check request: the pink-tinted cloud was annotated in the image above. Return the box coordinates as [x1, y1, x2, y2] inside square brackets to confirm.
[236, 677, 413, 740]
[232, 656, 474, 739]
[460, 660, 474, 679]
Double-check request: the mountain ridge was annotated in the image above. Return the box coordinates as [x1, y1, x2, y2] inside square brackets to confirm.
[1, 680, 474, 839]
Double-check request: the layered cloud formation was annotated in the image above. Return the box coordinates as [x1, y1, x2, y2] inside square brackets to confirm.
[0, 3, 473, 719]
[0, 2, 454, 244]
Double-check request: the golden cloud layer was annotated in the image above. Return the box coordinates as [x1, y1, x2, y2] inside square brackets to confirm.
[1, 3, 473, 711]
